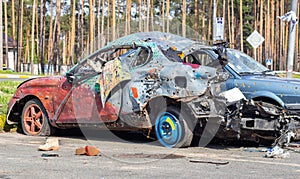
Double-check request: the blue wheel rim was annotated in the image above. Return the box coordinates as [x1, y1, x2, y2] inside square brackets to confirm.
[155, 112, 182, 148]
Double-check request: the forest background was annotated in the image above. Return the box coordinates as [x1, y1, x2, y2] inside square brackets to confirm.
[0, 0, 299, 74]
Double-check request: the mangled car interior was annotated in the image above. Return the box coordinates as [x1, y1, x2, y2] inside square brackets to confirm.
[6, 32, 300, 148]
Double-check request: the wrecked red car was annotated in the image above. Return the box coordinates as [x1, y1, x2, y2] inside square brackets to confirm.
[6, 32, 300, 148]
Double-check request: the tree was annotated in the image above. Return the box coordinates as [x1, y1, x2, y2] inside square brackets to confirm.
[126, 0, 132, 34]
[166, 0, 170, 32]
[47, 0, 54, 73]
[138, 0, 142, 31]
[17, 0, 24, 72]
[54, 0, 61, 73]
[101, 0, 105, 47]
[4, 0, 8, 69]
[30, 0, 37, 74]
[89, 0, 94, 53]
[0, 0, 3, 69]
[1, 0, 299, 74]
[70, 0, 76, 65]
[162, 0, 165, 32]
[194, 0, 199, 34]
[39, 0, 46, 74]
[112, 0, 116, 41]
[239, 0, 243, 51]
[11, 0, 16, 41]
[182, 0, 186, 37]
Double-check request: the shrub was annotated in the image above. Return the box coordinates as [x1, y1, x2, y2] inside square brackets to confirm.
[0, 81, 21, 130]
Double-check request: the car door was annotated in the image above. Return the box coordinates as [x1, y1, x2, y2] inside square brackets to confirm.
[98, 48, 147, 116]
[99, 46, 152, 115]
[54, 52, 119, 124]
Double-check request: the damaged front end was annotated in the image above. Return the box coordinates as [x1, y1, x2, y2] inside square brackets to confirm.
[213, 87, 300, 147]
[177, 42, 300, 147]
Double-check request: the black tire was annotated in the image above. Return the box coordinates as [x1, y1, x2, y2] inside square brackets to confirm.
[154, 106, 194, 148]
[21, 99, 53, 136]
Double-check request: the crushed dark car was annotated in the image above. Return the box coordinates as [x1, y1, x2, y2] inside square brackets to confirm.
[6, 32, 300, 148]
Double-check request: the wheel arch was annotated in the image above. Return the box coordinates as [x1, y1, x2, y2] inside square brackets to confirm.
[7, 95, 46, 125]
[252, 96, 284, 107]
[249, 90, 285, 108]
[146, 96, 192, 125]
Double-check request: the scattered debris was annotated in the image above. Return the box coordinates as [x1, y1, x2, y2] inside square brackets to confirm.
[286, 147, 300, 153]
[38, 138, 59, 151]
[113, 153, 185, 159]
[189, 159, 229, 165]
[287, 142, 300, 148]
[286, 143, 300, 153]
[75, 146, 100, 156]
[41, 153, 59, 157]
[264, 146, 290, 159]
[243, 148, 267, 153]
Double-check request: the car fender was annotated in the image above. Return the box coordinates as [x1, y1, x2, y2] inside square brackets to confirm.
[248, 90, 285, 108]
[6, 97, 20, 125]
[6, 94, 55, 125]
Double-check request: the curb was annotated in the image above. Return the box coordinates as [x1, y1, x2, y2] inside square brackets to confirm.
[0, 74, 38, 79]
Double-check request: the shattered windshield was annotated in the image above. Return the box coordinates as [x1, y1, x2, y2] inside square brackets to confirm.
[226, 49, 274, 76]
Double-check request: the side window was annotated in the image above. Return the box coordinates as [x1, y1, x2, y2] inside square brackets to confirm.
[131, 48, 150, 68]
[118, 49, 137, 65]
[184, 51, 214, 66]
[196, 51, 214, 66]
[184, 55, 200, 65]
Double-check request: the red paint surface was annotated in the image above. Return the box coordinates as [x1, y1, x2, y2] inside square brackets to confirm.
[7, 76, 119, 127]
[182, 62, 200, 69]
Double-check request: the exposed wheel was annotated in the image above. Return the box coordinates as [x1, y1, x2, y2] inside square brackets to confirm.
[21, 99, 53, 136]
[154, 106, 194, 148]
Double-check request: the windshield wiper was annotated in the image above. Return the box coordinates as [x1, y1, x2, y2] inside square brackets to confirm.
[239, 72, 255, 75]
[261, 70, 275, 75]
[239, 70, 275, 76]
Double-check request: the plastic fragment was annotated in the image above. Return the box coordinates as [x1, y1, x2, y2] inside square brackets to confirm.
[264, 146, 290, 158]
[189, 159, 229, 165]
[41, 153, 59, 157]
[75, 146, 100, 156]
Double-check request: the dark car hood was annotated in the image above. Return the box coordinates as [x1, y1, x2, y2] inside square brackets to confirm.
[235, 75, 300, 106]
[242, 75, 300, 84]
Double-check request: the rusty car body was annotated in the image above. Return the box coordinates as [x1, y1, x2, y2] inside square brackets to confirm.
[6, 32, 300, 148]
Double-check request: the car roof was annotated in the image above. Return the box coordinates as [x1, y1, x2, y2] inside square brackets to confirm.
[107, 31, 208, 51]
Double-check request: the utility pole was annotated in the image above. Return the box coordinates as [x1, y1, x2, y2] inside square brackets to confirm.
[212, 0, 217, 42]
[287, 0, 298, 78]
[0, 0, 3, 70]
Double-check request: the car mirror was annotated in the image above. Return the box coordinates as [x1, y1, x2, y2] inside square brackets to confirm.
[66, 72, 76, 84]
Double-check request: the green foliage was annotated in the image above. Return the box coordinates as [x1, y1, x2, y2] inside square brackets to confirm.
[0, 81, 21, 130]
[0, 70, 31, 75]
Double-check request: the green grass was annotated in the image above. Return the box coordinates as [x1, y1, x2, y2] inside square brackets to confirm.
[0, 70, 31, 75]
[0, 81, 22, 130]
[293, 74, 300, 79]
[277, 73, 300, 79]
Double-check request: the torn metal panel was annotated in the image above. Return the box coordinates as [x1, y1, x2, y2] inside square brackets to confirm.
[219, 94, 300, 146]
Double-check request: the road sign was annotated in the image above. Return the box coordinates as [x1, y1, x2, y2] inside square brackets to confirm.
[246, 30, 264, 49]
[215, 17, 224, 41]
[266, 58, 272, 66]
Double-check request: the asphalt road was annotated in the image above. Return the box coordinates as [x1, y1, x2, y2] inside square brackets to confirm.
[0, 130, 300, 178]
